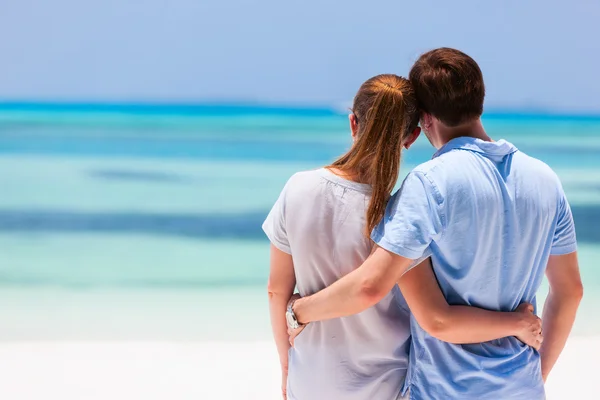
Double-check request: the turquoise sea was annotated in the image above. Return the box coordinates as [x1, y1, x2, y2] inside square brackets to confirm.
[1, 104, 599, 341]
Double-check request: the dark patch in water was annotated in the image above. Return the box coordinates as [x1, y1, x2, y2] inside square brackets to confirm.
[0, 209, 266, 239]
[0, 205, 598, 243]
[88, 169, 191, 184]
[570, 205, 600, 243]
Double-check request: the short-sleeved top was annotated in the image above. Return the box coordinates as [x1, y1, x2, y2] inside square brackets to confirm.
[263, 168, 411, 400]
[372, 137, 577, 400]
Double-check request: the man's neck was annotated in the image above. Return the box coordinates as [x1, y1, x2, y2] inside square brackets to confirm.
[438, 118, 491, 146]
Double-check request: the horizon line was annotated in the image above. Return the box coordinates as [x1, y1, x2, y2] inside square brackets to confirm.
[1, 100, 600, 120]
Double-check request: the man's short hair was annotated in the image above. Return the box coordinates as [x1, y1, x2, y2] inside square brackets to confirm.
[409, 48, 485, 127]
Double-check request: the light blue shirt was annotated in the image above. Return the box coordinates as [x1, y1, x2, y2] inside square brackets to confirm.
[372, 137, 577, 399]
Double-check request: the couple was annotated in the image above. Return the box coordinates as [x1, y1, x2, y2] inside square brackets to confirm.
[263, 48, 583, 399]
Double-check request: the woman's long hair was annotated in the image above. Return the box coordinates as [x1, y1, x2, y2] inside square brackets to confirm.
[329, 74, 420, 236]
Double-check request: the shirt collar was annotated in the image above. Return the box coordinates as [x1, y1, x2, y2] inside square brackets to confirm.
[433, 136, 518, 159]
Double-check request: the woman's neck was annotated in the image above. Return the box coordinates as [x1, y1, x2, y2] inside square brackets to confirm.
[327, 166, 371, 185]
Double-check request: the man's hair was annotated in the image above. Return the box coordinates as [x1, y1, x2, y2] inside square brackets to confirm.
[409, 48, 485, 127]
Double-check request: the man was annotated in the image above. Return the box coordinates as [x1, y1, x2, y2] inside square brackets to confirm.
[288, 48, 583, 399]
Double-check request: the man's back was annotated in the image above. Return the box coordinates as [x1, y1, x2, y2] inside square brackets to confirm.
[373, 137, 577, 399]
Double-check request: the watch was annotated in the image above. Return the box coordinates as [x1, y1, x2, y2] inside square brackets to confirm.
[286, 298, 302, 330]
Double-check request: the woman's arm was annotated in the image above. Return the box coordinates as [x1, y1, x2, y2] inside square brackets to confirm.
[267, 244, 296, 399]
[398, 259, 543, 347]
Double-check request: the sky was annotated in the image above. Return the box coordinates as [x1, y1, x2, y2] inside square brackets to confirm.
[1, 0, 599, 112]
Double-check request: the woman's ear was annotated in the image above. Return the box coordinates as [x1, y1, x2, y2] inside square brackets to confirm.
[404, 127, 421, 149]
[349, 114, 359, 142]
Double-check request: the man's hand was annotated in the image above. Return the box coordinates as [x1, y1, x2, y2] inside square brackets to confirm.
[514, 303, 544, 350]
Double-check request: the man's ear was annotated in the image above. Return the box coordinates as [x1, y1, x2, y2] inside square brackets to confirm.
[421, 113, 433, 131]
[349, 113, 359, 141]
[404, 127, 421, 149]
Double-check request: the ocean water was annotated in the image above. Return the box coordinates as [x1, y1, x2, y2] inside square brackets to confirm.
[1, 104, 599, 341]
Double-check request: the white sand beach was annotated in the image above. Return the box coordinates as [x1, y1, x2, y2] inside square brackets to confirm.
[1, 286, 599, 399]
[0, 338, 597, 400]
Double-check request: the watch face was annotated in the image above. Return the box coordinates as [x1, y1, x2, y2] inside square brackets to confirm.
[286, 311, 298, 329]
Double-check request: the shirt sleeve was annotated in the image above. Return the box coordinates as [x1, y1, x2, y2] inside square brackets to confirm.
[550, 188, 577, 255]
[371, 171, 445, 260]
[262, 181, 292, 254]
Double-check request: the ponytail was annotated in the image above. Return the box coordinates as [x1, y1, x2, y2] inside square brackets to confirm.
[330, 74, 418, 237]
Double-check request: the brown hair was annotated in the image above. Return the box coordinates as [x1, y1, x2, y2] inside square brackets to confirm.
[409, 47, 485, 127]
[329, 74, 419, 236]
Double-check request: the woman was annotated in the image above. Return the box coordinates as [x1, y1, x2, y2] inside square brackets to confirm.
[263, 75, 542, 400]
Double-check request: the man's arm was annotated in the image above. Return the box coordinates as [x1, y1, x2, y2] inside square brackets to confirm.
[293, 246, 412, 324]
[293, 171, 442, 325]
[539, 252, 583, 382]
[399, 259, 543, 347]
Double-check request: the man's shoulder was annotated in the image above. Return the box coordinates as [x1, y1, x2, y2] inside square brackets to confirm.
[512, 150, 559, 178]
[499, 150, 563, 198]
[412, 148, 560, 181]
[406, 157, 453, 193]
[410, 159, 438, 174]
[407, 158, 447, 181]
[396, 160, 448, 206]
[410, 149, 470, 177]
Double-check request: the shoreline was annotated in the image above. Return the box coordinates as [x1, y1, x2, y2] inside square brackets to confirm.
[2, 285, 600, 341]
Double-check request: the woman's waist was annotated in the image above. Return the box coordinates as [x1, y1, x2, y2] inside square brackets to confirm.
[290, 347, 410, 369]
[300, 311, 409, 340]
[292, 320, 411, 362]
[288, 348, 408, 396]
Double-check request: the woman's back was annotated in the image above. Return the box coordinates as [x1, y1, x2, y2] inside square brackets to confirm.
[263, 168, 411, 400]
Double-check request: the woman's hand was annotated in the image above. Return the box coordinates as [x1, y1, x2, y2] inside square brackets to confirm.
[514, 303, 544, 350]
[288, 324, 306, 347]
[281, 365, 288, 399]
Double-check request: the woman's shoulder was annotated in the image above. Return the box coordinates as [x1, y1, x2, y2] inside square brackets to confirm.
[282, 168, 325, 194]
